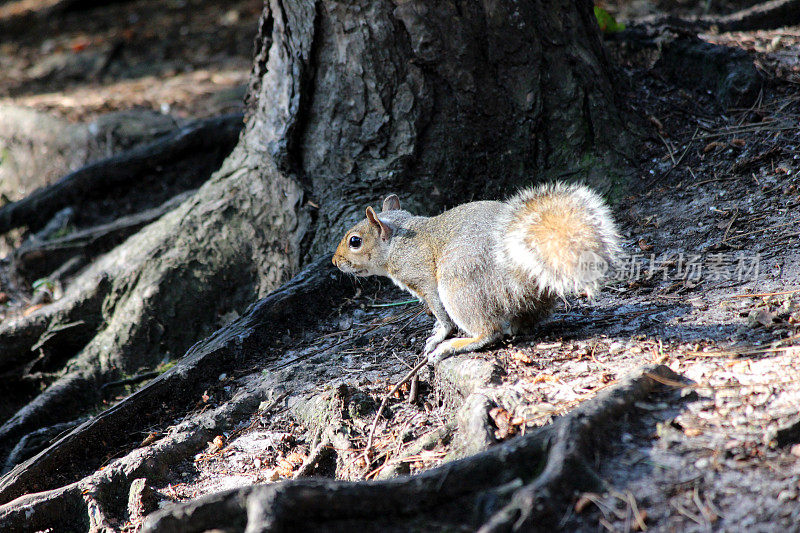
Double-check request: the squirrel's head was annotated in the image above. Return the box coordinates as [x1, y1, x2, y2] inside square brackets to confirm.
[332, 194, 401, 276]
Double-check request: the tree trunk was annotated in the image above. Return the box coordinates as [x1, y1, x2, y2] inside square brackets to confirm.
[0, 0, 634, 530]
[245, 0, 629, 256]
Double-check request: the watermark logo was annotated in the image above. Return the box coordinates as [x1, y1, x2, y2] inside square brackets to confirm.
[610, 252, 761, 283]
[578, 250, 611, 284]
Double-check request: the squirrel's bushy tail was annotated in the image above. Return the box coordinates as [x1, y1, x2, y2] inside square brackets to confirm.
[502, 182, 621, 298]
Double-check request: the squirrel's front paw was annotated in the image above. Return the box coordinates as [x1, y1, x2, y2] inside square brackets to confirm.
[423, 336, 442, 355]
[423, 324, 451, 355]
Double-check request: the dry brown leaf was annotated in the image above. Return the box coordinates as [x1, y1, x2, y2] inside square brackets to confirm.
[600, 372, 616, 384]
[490, 406, 519, 440]
[285, 451, 307, 465]
[647, 115, 664, 134]
[510, 350, 533, 364]
[275, 461, 295, 477]
[140, 432, 160, 447]
[638, 239, 653, 251]
[703, 141, 725, 153]
[729, 138, 746, 148]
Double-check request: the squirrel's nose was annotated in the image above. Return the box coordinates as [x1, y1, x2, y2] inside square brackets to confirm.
[332, 254, 338, 266]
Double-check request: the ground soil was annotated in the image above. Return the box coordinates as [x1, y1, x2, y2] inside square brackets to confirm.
[0, 0, 261, 122]
[2, 0, 800, 531]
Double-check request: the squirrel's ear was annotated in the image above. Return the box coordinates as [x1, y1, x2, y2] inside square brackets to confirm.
[366, 206, 393, 241]
[382, 194, 401, 212]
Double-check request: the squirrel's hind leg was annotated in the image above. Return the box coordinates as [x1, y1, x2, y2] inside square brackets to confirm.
[427, 331, 502, 364]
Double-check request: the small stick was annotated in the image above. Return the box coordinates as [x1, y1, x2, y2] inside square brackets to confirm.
[720, 221, 795, 243]
[689, 176, 734, 187]
[658, 134, 677, 165]
[728, 288, 800, 298]
[362, 356, 430, 462]
[407, 374, 419, 405]
[649, 126, 699, 186]
[722, 209, 738, 243]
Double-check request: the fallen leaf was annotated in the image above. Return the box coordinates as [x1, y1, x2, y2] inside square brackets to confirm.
[510, 350, 533, 364]
[285, 451, 307, 465]
[140, 432, 160, 446]
[648, 115, 664, 134]
[71, 40, 89, 52]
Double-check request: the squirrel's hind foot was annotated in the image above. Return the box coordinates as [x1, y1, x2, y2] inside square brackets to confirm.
[426, 331, 502, 365]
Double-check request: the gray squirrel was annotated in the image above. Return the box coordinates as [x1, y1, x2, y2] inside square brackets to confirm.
[332, 183, 621, 363]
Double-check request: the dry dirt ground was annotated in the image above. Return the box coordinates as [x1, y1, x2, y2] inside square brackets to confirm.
[2, 1, 800, 532]
[0, 0, 261, 122]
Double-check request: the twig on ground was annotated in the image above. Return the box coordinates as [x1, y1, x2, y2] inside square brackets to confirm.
[728, 288, 800, 298]
[649, 127, 699, 187]
[362, 356, 430, 462]
[720, 221, 795, 244]
[407, 374, 419, 405]
[670, 499, 705, 526]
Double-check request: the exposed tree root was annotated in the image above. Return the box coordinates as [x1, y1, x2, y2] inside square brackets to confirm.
[0, 482, 86, 532]
[0, 134, 317, 470]
[375, 423, 455, 480]
[140, 365, 688, 533]
[0, 258, 351, 506]
[0, 383, 275, 532]
[12, 190, 195, 281]
[0, 266, 109, 374]
[0, 256, 118, 448]
[0, 114, 242, 235]
[3, 418, 86, 474]
[0, 272, 109, 427]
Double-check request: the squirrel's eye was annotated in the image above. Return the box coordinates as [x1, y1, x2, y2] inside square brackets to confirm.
[349, 235, 362, 249]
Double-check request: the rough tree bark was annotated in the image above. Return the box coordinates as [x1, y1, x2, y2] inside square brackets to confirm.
[0, 0, 635, 529]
